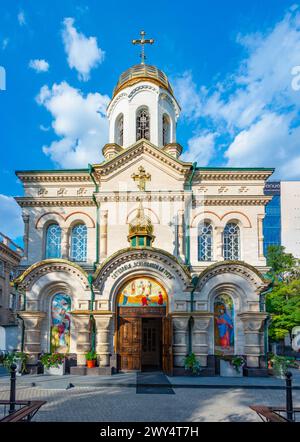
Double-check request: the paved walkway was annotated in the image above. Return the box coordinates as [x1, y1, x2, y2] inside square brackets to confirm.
[0, 383, 299, 422]
[0, 368, 299, 390]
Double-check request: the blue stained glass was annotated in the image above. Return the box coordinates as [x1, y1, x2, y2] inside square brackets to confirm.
[198, 222, 213, 261]
[224, 223, 240, 261]
[46, 224, 61, 258]
[70, 224, 87, 262]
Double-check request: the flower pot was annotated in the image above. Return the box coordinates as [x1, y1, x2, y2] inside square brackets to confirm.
[220, 360, 243, 377]
[44, 363, 65, 375]
[86, 360, 96, 368]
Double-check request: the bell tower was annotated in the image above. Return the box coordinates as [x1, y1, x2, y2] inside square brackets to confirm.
[104, 31, 181, 158]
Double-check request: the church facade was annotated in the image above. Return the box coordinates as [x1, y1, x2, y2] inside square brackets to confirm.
[14, 54, 274, 376]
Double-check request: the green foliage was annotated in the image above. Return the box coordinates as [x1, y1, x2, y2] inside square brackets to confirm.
[184, 353, 201, 375]
[265, 246, 300, 342]
[268, 354, 297, 376]
[40, 353, 65, 369]
[2, 352, 28, 373]
[266, 245, 297, 280]
[85, 350, 97, 361]
[231, 356, 246, 373]
[266, 279, 300, 341]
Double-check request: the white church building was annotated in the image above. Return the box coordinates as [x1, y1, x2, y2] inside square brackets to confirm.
[13, 35, 274, 376]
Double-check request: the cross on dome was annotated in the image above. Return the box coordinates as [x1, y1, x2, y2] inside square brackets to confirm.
[132, 30, 154, 64]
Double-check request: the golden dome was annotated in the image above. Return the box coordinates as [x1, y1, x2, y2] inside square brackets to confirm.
[112, 64, 174, 99]
[128, 201, 155, 246]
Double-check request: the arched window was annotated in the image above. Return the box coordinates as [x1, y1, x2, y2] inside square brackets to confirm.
[45, 223, 61, 258]
[198, 222, 213, 261]
[136, 107, 150, 141]
[70, 224, 87, 262]
[223, 222, 240, 260]
[214, 294, 234, 355]
[51, 293, 71, 353]
[115, 114, 124, 146]
[162, 114, 171, 145]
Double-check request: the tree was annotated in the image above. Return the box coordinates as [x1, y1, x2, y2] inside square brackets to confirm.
[266, 245, 300, 342]
[266, 279, 300, 341]
[266, 245, 297, 281]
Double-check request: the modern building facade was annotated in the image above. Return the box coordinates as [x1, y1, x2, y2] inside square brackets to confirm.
[13, 48, 274, 376]
[263, 181, 300, 259]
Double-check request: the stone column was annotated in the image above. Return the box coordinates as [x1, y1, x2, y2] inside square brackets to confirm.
[18, 311, 46, 366]
[72, 314, 91, 365]
[239, 312, 268, 368]
[94, 315, 112, 366]
[257, 215, 265, 259]
[192, 314, 213, 366]
[22, 214, 30, 259]
[177, 210, 185, 261]
[100, 210, 108, 260]
[215, 227, 224, 261]
[172, 316, 190, 367]
[61, 227, 69, 259]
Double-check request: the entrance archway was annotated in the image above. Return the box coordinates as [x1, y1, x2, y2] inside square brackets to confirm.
[116, 276, 173, 374]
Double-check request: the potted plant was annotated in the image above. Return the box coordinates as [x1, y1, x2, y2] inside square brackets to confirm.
[85, 350, 97, 368]
[184, 353, 201, 375]
[40, 352, 66, 375]
[2, 351, 28, 376]
[269, 355, 297, 379]
[231, 356, 246, 374]
[220, 355, 244, 377]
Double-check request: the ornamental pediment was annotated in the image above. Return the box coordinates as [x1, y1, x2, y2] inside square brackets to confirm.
[92, 140, 192, 188]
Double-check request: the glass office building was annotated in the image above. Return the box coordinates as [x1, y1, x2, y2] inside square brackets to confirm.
[263, 182, 281, 258]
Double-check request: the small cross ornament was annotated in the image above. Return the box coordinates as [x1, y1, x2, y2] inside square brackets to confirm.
[131, 166, 151, 192]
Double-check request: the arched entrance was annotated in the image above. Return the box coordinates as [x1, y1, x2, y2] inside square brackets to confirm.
[116, 276, 172, 373]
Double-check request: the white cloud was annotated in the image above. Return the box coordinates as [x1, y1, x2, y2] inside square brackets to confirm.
[0, 195, 23, 240]
[173, 8, 300, 178]
[29, 59, 50, 73]
[183, 132, 216, 165]
[2, 38, 9, 50]
[36, 81, 110, 168]
[17, 10, 26, 26]
[62, 17, 105, 81]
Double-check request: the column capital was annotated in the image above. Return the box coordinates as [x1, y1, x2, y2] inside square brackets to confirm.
[192, 313, 213, 331]
[17, 311, 46, 327]
[172, 315, 190, 331]
[238, 312, 268, 332]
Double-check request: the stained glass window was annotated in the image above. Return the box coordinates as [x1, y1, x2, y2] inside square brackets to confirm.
[198, 222, 213, 261]
[136, 108, 150, 141]
[70, 224, 87, 262]
[45, 223, 61, 258]
[115, 114, 124, 146]
[223, 223, 240, 260]
[162, 114, 170, 145]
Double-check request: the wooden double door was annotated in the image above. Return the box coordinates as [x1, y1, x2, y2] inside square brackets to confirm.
[117, 314, 173, 375]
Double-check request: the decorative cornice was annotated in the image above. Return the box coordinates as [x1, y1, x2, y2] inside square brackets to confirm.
[15, 197, 95, 207]
[0, 243, 22, 263]
[196, 260, 269, 292]
[16, 173, 91, 183]
[195, 170, 274, 181]
[193, 195, 272, 206]
[14, 259, 89, 290]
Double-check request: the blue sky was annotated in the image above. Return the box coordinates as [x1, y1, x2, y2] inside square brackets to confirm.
[1, 0, 300, 242]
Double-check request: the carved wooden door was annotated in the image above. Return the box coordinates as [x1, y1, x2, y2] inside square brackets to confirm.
[162, 316, 173, 376]
[118, 317, 141, 371]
